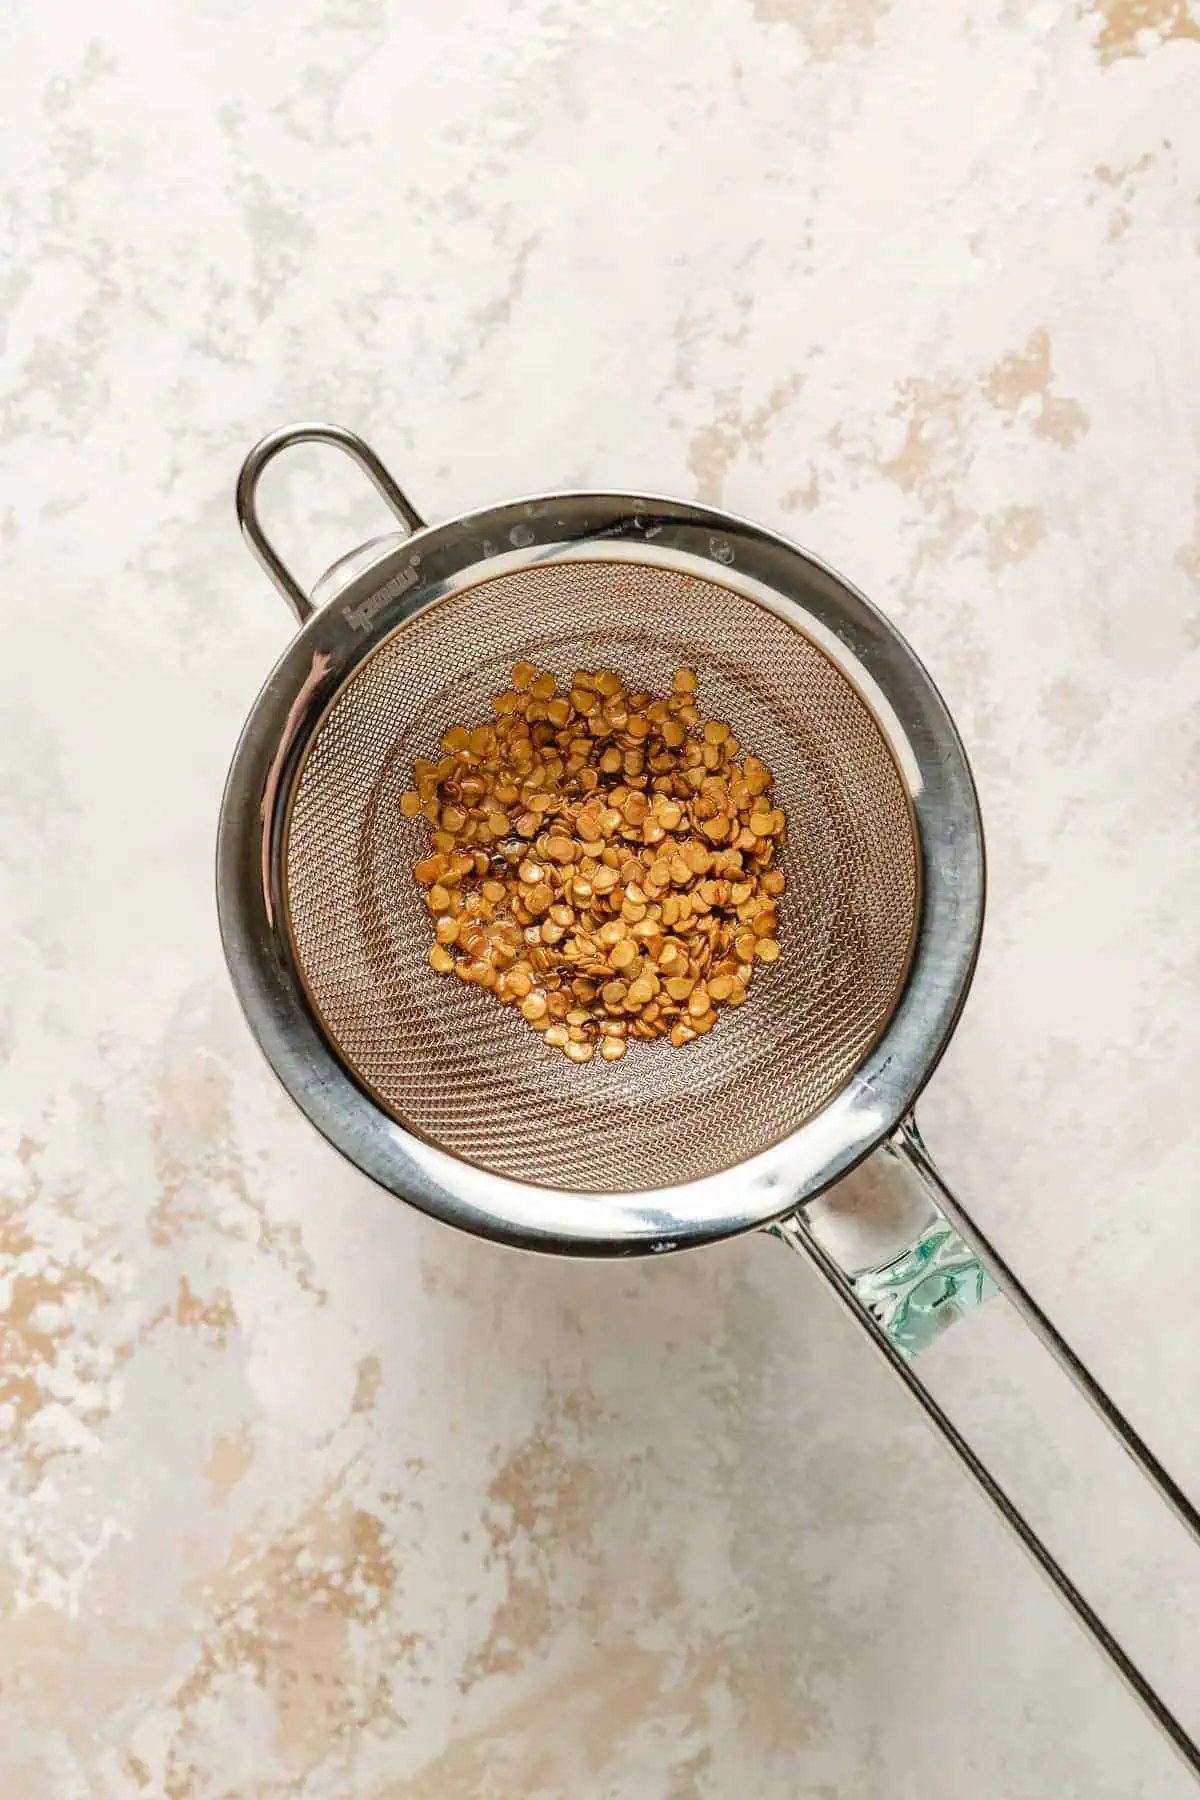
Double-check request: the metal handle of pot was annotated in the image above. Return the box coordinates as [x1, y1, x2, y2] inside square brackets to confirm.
[772, 1118, 1200, 1778]
[235, 423, 426, 625]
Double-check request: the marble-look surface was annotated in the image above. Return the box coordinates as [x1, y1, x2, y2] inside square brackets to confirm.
[3, 1, 1200, 1794]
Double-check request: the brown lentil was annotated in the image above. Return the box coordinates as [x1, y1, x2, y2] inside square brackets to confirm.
[401, 663, 786, 1061]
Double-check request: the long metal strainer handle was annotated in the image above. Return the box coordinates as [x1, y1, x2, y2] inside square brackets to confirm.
[235, 422, 426, 625]
[775, 1121, 1200, 1780]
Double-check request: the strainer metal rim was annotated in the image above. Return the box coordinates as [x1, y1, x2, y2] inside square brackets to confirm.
[216, 488, 985, 1255]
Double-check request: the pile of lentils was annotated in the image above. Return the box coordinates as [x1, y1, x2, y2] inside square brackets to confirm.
[401, 663, 786, 1063]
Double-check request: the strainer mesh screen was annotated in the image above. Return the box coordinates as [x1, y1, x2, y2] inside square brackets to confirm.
[284, 560, 918, 1192]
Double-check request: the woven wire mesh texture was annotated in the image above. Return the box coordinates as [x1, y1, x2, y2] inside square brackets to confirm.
[284, 559, 919, 1192]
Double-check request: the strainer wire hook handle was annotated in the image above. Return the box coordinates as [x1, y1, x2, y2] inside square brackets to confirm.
[235, 423, 426, 626]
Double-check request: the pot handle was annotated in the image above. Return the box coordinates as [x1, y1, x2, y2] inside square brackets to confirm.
[236, 423, 426, 625]
[772, 1116, 1200, 1777]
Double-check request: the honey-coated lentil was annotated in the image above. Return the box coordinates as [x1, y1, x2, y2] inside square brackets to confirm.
[401, 666, 785, 1062]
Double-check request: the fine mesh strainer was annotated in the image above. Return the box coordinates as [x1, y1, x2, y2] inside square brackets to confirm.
[219, 424, 1200, 1773]
[287, 557, 920, 1195]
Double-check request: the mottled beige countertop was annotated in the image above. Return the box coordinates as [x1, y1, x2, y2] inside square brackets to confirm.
[3, 1, 1200, 1795]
